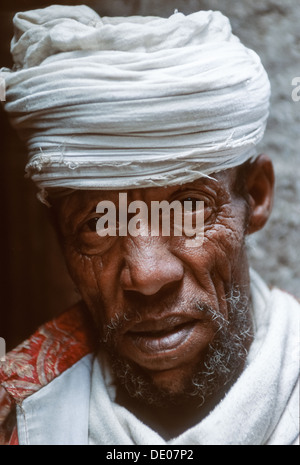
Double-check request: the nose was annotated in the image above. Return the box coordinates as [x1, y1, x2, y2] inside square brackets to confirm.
[120, 236, 184, 296]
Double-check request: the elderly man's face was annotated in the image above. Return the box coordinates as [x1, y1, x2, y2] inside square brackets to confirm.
[54, 156, 273, 405]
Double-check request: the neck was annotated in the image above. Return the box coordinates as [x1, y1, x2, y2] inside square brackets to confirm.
[115, 373, 241, 440]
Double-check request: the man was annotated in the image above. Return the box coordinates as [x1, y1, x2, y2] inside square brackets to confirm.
[0, 5, 299, 445]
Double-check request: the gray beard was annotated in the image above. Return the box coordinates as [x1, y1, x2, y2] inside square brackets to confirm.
[99, 287, 253, 408]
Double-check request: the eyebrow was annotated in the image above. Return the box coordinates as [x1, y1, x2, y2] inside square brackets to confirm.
[174, 176, 221, 192]
[62, 175, 224, 225]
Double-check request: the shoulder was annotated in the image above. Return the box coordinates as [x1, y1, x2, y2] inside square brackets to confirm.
[270, 286, 300, 316]
[0, 302, 96, 401]
[250, 268, 300, 315]
[0, 302, 96, 444]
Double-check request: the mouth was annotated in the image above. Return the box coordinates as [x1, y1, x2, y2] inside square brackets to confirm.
[127, 318, 196, 351]
[120, 316, 211, 371]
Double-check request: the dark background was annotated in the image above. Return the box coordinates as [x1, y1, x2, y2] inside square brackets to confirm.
[1, 0, 299, 351]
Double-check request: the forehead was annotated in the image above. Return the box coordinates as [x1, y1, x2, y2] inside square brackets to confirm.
[56, 168, 237, 216]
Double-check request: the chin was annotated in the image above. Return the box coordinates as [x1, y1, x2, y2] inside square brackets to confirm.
[146, 361, 202, 396]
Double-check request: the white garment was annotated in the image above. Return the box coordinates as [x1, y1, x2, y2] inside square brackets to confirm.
[1, 6, 270, 192]
[16, 354, 93, 445]
[88, 270, 300, 445]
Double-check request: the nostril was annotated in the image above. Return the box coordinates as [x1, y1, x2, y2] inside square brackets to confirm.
[123, 280, 182, 307]
[122, 269, 183, 296]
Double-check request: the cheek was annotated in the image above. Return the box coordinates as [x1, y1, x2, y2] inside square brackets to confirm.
[209, 216, 245, 263]
[64, 247, 105, 314]
[174, 213, 248, 310]
[208, 203, 248, 277]
[64, 245, 129, 330]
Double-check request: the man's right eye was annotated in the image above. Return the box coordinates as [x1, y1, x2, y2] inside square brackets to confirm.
[75, 215, 117, 256]
[85, 217, 99, 232]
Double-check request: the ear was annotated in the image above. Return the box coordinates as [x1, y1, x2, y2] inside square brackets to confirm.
[245, 154, 275, 235]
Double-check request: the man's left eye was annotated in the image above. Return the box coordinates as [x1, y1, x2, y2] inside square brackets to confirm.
[179, 197, 202, 211]
[176, 194, 215, 224]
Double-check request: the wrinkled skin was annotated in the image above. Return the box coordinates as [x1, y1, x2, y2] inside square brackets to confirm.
[52, 154, 274, 434]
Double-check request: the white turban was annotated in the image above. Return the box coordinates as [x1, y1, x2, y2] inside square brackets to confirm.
[1, 5, 271, 193]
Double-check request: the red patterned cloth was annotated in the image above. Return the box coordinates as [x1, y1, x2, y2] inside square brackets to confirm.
[0, 303, 96, 445]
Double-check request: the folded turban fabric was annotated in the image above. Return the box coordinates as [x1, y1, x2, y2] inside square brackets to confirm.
[1, 5, 271, 193]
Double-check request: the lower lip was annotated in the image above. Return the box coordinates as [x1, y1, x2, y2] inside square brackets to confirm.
[123, 321, 200, 368]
